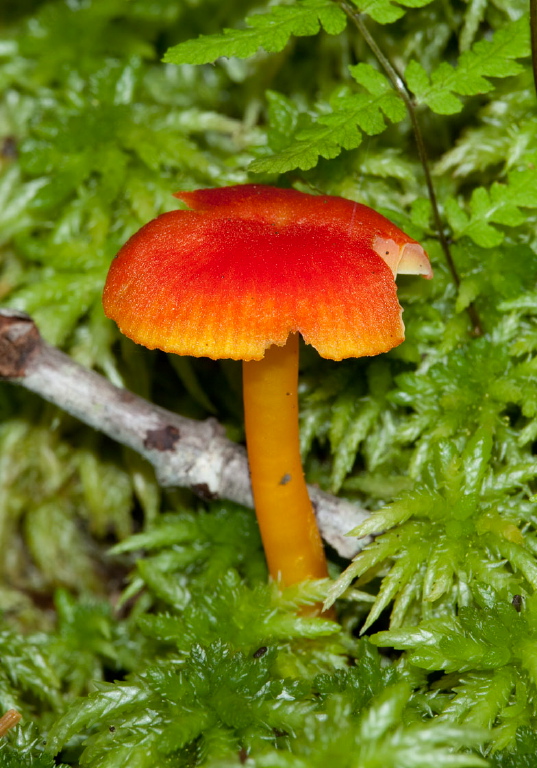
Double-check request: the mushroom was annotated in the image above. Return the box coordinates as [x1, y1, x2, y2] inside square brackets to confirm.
[103, 184, 432, 595]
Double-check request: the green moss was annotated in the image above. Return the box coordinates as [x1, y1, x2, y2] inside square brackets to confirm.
[1, 0, 537, 764]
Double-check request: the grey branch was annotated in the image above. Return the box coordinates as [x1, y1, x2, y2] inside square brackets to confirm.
[0, 309, 369, 558]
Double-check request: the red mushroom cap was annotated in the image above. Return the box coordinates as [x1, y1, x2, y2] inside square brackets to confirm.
[103, 185, 432, 361]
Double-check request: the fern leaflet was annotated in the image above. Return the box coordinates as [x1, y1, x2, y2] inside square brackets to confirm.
[163, 0, 346, 65]
[250, 64, 405, 173]
[445, 169, 537, 247]
[350, 0, 435, 25]
[406, 17, 530, 114]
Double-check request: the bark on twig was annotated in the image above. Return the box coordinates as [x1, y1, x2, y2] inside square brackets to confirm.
[0, 309, 369, 558]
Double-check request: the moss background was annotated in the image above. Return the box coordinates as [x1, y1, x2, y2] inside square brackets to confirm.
[1, 0, 537, 765]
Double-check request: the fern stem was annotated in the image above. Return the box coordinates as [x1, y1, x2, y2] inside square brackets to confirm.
[531, 0, 537, 95]
[336, 1, 483, 336]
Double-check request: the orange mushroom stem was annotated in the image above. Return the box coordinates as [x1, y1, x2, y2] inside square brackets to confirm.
[243, 334, 327, 584]
[103, 184, 432, 603]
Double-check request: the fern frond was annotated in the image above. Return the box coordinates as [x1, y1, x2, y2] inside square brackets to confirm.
[406, 17, 530, 114]
[249, 64, 405, 173]
[445, 169, 537, 248]
[163, 0, 347, 65]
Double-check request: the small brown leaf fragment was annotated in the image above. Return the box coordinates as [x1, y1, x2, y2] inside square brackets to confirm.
[512, 594, 523, 612]
[1, 136, 17, 160]
[0, 709, 21, 737]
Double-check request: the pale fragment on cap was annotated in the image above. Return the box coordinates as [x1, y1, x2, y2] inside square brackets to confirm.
[399, 242, 433, 278]
[372, 237, 433, 279]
